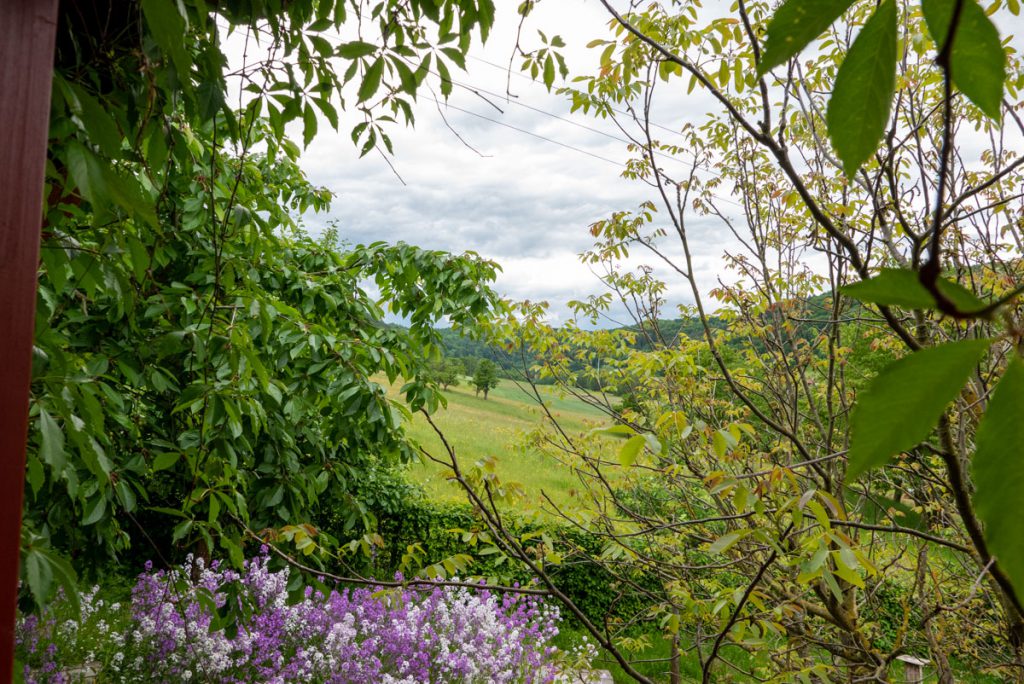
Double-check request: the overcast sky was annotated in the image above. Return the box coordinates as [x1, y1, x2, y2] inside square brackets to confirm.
[248, 1, 1021, 327]
[283, 0, 743, 327]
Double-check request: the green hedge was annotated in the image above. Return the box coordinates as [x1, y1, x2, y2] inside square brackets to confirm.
[318, 471, 659, 628]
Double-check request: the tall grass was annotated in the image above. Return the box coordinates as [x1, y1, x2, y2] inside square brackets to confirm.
[378, 377, 615, 512]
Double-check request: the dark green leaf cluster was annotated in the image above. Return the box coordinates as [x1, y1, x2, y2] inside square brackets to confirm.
[26, 0, 501, 606]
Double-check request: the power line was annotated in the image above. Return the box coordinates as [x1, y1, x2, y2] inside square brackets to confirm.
[396, 55, 744, 208]
[452, 57, 741, 206]
[446, 72, 701, 171]
[398, 52, 723, 178]
[428, 97, 624, 166]
[468, 54, 690, 140]
[429, 95, 745, 209]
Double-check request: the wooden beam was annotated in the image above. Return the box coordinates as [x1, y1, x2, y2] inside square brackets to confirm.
[0, 0, 60, 678]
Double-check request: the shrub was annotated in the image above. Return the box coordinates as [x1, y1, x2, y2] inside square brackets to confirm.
[348, 491, 661, 631]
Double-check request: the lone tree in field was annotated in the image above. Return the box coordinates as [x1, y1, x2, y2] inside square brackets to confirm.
[472, 360, 499, 399]
[440, 358, 464, 391]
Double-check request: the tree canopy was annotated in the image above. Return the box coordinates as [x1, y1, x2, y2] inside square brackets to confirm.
[19, 0, 1024, 681]
[472, 359, 500, 399]
[424, 0, 1024, 680]
[24, 0, 501, 606]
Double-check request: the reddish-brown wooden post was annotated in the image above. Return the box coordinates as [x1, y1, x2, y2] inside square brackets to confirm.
[0, 0, 60, 679]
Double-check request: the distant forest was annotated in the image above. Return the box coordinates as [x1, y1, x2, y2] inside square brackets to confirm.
[432, 293, 837, 388]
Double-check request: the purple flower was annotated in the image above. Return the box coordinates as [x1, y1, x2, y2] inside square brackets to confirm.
[16, 555, 566, 683]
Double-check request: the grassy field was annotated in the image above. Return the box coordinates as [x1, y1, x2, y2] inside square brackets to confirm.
[378, 376, 616, 511]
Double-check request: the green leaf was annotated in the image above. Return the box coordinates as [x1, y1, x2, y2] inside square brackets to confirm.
[712, 430, 729, 458]
[937, 277, 989, 313]
[172, 519, 193, 543]
[543, 53, 555, 89]
[303, 102, 318, 148]
[126, 235, 150, 282]
[972, 357, 1024, 595]
[116, 480, 137, 513]
[338, 41, 378, 59]
[619, 434, 645, 467]
[38, 409, 66, 474]
[358, 58, 385, 102]
[104, 167, 159, 228]
[315, 97, 339, 129]
[846, 338, 991, 480]
[436, 58, 453, 97]
[146, 124, 170, 173]
[806, 544, 830, 573]
[196, 80, 226, 122]
[66, 84, 122, 158]
[589, 424, 637, 438]
[37, 547, 79, 615]
[65, 141, 109, 209]
[922, 0, 1007, 119]
[415, 53, 433, 86]
[478, 0, 496, 42]
[26, 457, 44, 497]
[757, 0, 858, 75]
[392, 58, 419, 97]
[24, 551, 53, 607]
[152, 452, 181, 472]
[709, 529, 750, 554]
[141, 0, 192, 84]
[826, 0, 897, 177]
[82, 495, 107, 526]
[642, 433, 662, 455]
[842, 268, 987, 313]
[832, 550, 865, 587]
[441, 47, 467, 70]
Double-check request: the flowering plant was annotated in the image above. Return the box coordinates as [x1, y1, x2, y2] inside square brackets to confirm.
[17, 551, 570, 683]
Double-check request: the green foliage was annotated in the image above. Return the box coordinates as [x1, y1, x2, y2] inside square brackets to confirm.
[760, 0, 1008, 175]
[826, 0, 897, 176]
[842, 268, 987, 314]
[504, 0, 1024, 675]
[472, 359, 500, 398]
[846, 339, 991, 479]
[334, 490, 656, 628]
[757, 0, 858, 75]
[29, 0, 502, 606]
[973, 358, 1024, 598]
[425, 357, 464, 390]
[922, 0, 1007, 119]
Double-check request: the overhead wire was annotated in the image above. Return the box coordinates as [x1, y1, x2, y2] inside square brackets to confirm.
[443, 71, 711, 172]
[468, 54, 693, 139]
[401, 56, 746, 208]
[426, 97, 623, 165]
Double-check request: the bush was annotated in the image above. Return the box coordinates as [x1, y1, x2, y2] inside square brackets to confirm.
[328, 483, 662, 631]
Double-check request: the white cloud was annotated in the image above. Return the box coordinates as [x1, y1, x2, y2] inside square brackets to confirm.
[224, 0, 1024, 326]
[283, 1, 739, 325]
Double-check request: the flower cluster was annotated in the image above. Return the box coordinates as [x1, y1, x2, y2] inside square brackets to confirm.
[17, 552, 564, 683]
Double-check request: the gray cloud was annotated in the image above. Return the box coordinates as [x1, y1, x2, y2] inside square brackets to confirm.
[283, 0, 747, 325]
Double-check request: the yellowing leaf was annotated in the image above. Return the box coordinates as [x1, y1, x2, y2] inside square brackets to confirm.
[619, 434, 645, 467]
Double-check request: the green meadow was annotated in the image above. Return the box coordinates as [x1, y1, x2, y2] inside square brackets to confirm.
[379, 377, 617, 511]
